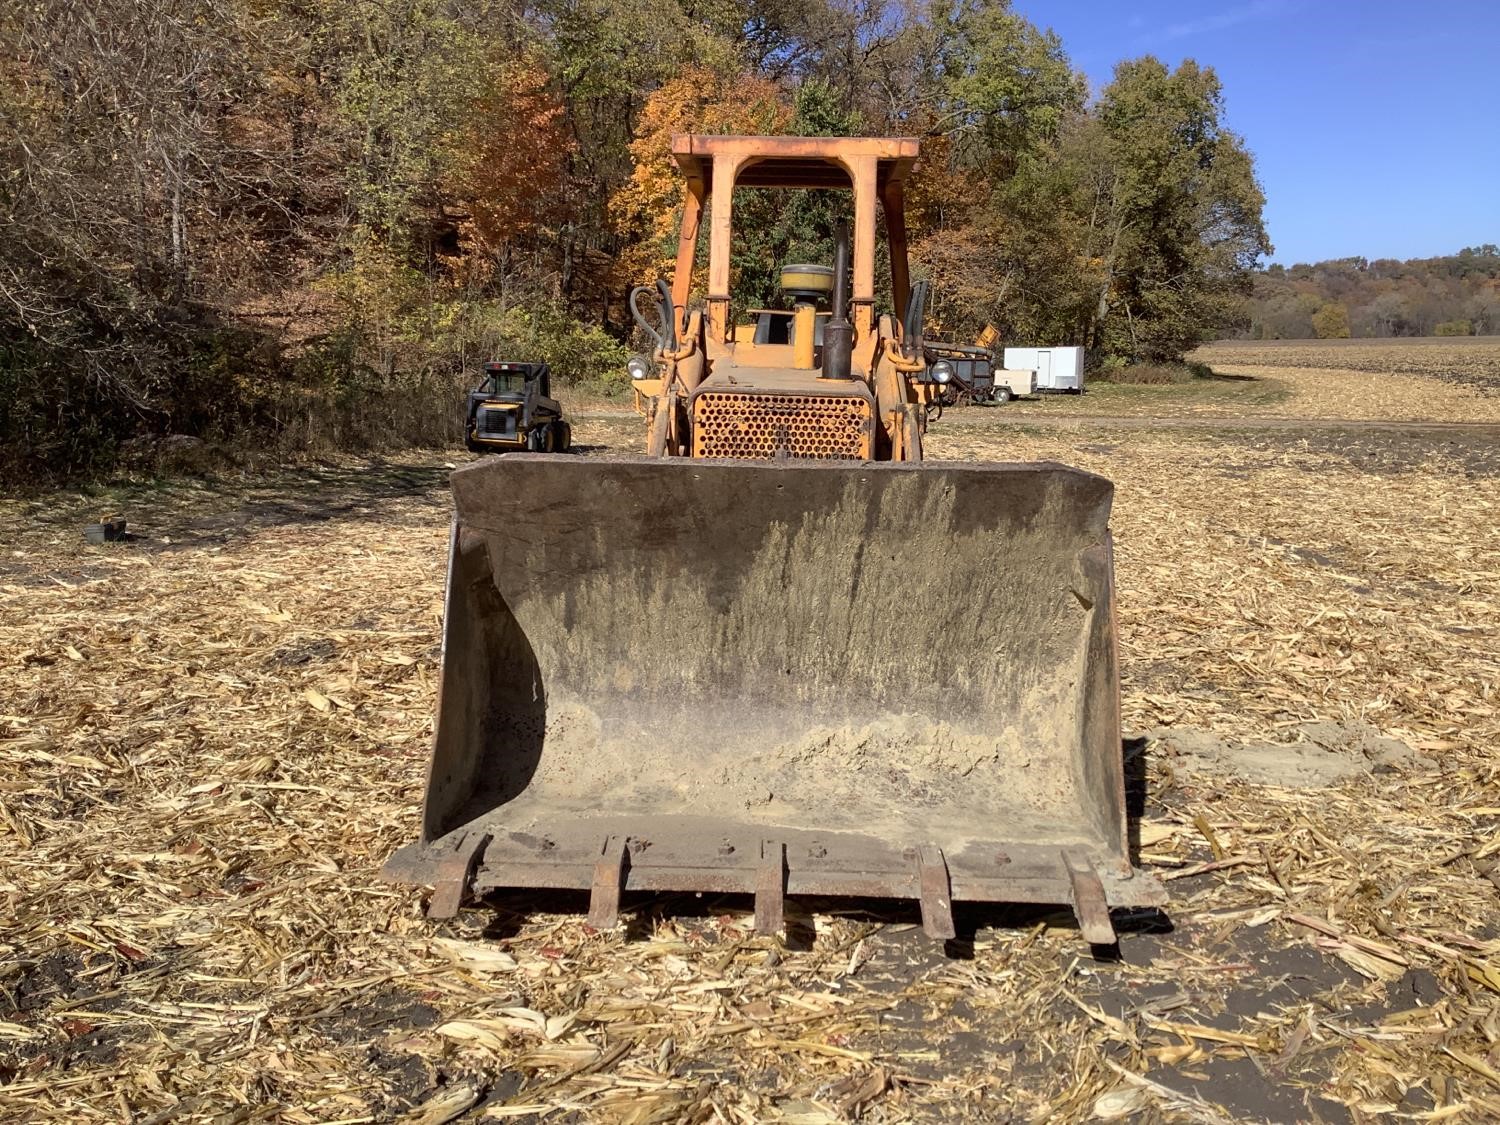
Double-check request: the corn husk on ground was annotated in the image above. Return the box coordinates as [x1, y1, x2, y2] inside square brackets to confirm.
[3, 351, 1499, 1122]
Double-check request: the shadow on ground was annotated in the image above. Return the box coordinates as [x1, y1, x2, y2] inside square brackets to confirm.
[1, 459, 455, 572]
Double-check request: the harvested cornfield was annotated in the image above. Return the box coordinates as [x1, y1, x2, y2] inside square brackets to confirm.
[1195, 336, 1500, 394]
[2, 409, 1499, 1122]
[977, 337, 1500, 425]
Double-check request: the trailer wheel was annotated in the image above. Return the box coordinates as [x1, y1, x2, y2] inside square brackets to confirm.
[991, 386, 1013, 405]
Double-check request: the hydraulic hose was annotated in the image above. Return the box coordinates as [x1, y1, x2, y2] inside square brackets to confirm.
[655, 279, 677, 350]
[630, 285, 664, 349]
[630, 280, 679, 352]
[903, 279, 929, 359]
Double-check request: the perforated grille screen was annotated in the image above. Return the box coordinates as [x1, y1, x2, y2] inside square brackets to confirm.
[477, 406, 518, 437]
[692, 392, 873, 460]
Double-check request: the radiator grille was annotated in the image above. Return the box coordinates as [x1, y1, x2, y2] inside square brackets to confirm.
[692, 392, 872, 460]
[477, 407, 518, 438]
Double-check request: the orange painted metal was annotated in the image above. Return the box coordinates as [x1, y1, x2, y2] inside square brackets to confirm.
[670, 135, 916, 358]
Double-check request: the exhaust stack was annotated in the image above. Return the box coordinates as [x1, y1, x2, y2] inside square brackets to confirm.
[822, 221, 852, 380]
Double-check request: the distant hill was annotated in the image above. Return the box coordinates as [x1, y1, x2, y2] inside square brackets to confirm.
[1230, 246, 1500, 339]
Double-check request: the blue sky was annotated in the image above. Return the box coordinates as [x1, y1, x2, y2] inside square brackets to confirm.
[1017, 0, 1500, 265]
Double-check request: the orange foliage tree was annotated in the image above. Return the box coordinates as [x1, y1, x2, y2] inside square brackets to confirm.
[442, 54, 575, 298]
[608, 68, 792, 295]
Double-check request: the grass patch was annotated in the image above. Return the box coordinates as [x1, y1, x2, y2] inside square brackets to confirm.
[1094, 361, 1231, 385]
[1032, 360, 1292, 412]
[1096, 362, 1197, 385]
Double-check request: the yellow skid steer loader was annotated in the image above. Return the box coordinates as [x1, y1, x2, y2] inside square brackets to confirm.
[383, 136, 1165, 942]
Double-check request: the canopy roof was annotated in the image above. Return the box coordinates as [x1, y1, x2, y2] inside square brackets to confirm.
[670, 134, 919, 191]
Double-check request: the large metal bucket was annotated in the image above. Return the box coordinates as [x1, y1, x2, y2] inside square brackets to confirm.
[383, 455, 1164, 941]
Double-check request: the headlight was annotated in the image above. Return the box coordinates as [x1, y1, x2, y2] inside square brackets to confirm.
[930, 359, 954, 385]
[626, 354, 652, 381]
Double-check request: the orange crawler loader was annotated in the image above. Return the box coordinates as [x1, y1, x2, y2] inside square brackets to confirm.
[383, 136, 1165, 942]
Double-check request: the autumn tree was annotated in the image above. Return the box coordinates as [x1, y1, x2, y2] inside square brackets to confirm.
[1239, 250, 1500, 339]
[0, 0, 315, 473]
[1085, 58, 1271, 361]
[1311, 302, 1351, 339]
[905, 1, 1090, 343]
[442, 54, 576, 306]
[607, 67, 793, 296]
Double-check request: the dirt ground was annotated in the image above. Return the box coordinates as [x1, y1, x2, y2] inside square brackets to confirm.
[3, 348, 1499, 1122]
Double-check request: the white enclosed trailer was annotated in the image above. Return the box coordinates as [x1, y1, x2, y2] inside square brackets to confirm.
[1002, 346, 1085, 392]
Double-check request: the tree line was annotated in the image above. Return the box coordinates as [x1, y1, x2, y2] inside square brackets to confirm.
[1, 0, 1269, 479]
[1236, 246, 1500, 340]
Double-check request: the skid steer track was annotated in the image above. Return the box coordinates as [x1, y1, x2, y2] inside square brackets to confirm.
[383, 455, 1164, 941]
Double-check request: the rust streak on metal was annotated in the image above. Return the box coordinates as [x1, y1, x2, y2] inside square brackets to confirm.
[882, 181, 909, 324]
[671, 184, 704, 329]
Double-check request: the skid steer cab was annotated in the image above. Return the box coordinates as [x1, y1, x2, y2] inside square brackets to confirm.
[464, 361, 571, 454]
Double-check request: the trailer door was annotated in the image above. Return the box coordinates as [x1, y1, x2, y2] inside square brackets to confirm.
[1035, 350, 1052, 389]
